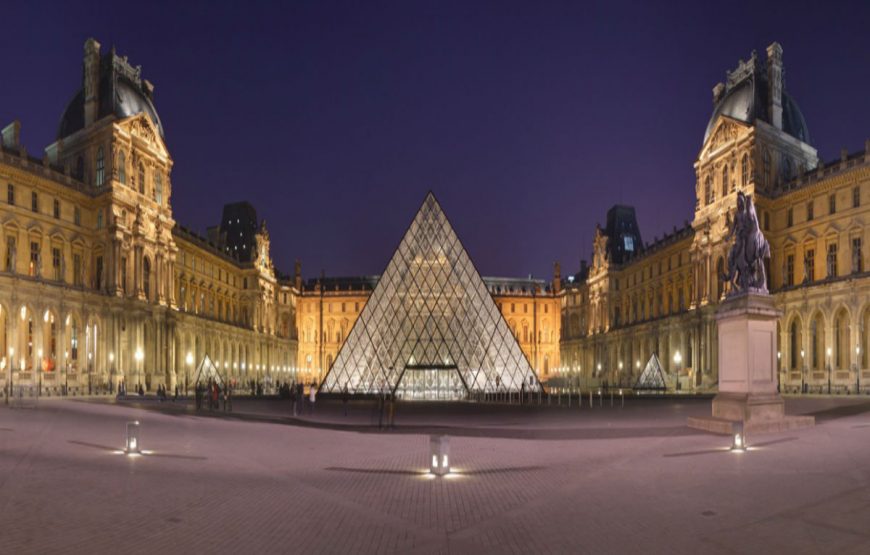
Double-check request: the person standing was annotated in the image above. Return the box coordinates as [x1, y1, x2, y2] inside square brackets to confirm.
[309, 382, 316, 415]
[342, 385, 349, 417]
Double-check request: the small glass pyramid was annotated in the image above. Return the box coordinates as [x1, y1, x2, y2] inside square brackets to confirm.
[321, 192, 541, 400]
[634, 354, 667, 390]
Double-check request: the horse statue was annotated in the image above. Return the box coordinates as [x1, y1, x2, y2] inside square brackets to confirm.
[722, 191, 770, 295]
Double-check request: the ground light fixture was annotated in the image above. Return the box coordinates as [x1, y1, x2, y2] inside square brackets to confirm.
[429, 435, 450, 476]
[731, 421, 747, 452]
[125, 421, 141, 454]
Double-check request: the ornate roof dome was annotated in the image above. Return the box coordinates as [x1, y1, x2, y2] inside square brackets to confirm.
[702, 48, 809, 146]
[57, 44, 164, 140]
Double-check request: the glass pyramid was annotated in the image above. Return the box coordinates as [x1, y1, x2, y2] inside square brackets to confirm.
[634, 354, 667, 390]
[321, 192, 541, 400]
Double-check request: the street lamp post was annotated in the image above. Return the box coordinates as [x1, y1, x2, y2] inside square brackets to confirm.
[800, 349, 806, 394]
[87, 351, 92, 395]
[185, 352, 193, 396]
[673, 351, 682, 391]
[135, 348, 143, 391]
[776, 351, 785, 393]
[6, 347, 13, 405]
[108, 352, 115, 394]
[37, 348, 43, 398]
[827, 347, 832, 394]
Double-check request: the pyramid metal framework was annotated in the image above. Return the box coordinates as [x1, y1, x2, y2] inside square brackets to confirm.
[321, 192, 541, 398]
[634, 354, 667, 390]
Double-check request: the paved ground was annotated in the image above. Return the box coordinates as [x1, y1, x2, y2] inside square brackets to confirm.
[1, 394, 870, 554]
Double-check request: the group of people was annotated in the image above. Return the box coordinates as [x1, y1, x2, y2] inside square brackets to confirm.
[279, 380, 319, 416]
[195, 379, 232, 412]
[116, 380, 144, 398]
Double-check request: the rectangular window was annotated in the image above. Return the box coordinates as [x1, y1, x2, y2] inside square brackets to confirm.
[73, 254, 82, 286]
[827, 243, 837, 278]
[52, 247, 61, 280]
[53, 199, 60, 219]
[829, 193, 836, 215]
[29, 241, 39, 276]
[853, 238, 864, 273]
[95, 256, 103, 290]
[5, 236, 15, 272]
[31, 191, 38, 213]
[786, 254, 794, 287]
[787, 207, 793, 227]
[854, 186, 861, 208]
[806, 201, 814, 221]
[805, 249, 815, 283]
[7, 184, 14, 205]
[74, 207, 81, 226]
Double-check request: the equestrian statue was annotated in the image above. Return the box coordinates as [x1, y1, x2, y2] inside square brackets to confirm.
[722, 191, 770, 295]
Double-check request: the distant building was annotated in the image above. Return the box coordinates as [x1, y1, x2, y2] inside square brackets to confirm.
[0, 39, 294, 394]
[1, 39, 865, 397]
[559, 43, 869, 394]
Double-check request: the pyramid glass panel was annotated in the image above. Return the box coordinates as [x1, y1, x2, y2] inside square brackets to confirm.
[635, 354, 668, 390]
[321, 192, 541, 399]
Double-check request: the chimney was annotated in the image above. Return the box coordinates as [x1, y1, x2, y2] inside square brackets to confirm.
[1, 120, 20, 149]
[294, 259, 302, 290]
[766, 42, 783, 130]
[552, 261, 561, 293]
[83, 38, 101, 127]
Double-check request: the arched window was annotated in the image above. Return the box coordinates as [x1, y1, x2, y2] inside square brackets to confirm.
[95, 147, 105, 187]
[721, 165, 729, 197]
[138, 164, 146, 194]
[143, 257, 151, 300]
[705, 175, 713, 205]
[741, 153, 749, 186]
[154, 172, 163, 205]
[118, 151, 127, 185]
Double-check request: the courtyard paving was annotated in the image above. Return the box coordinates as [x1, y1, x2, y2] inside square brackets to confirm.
[1, 394, 869, 554]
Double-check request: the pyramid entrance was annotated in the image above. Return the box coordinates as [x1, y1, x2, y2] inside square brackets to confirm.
[396, 365, 467, 401]
[321, 192, 541, 399]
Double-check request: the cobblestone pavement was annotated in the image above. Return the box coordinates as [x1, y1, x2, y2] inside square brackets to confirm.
[1, 396, 870, 554]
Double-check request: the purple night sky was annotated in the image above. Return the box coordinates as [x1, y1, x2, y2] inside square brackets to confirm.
[2, 1, 868, 280]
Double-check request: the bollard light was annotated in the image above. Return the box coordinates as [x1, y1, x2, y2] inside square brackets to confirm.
[731, 421, 747, 452]
[429, 435, 450, 476]
[126, 421, 141, 454]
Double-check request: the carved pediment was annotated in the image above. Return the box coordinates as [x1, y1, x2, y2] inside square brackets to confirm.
[701, 117, 750, 158]
[118, 114, 169, 158]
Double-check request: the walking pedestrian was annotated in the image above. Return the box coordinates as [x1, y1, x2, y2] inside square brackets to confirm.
[309, 382, 316, 414]
[342, 385, 349, 417]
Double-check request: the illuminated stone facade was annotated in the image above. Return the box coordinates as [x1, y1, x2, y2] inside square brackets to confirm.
[559, 43, 869, 393]
[0, 40, 295, 396]
[4, 39, 864, 397]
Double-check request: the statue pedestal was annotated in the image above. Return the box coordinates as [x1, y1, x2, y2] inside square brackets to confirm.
[688, 293, 814, 435]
